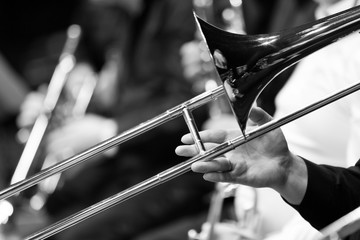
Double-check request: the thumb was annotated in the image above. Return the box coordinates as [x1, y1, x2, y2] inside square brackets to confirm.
[249, 106, 272, 125]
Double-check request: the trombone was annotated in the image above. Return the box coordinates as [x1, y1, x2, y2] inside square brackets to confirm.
[1, 4, 360, 239]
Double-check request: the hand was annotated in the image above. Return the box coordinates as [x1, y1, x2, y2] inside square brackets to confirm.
[16, 86, 46, 129]
[180, 40, 203, 81]
[176, 107, 308, 204]
[46, 114, 118, 159]
[16, 63, 95, 129]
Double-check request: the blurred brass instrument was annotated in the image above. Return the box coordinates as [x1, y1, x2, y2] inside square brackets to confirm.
[1, 4, 360, 240]
[0, 24, 97, 237]
[188, 183, 261, 240]
[29, 62, 97, 211]
[12, 24, 82, 186]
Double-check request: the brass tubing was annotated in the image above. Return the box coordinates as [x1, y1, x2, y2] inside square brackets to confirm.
[11, 25, 81, 185]
[182, 108, 206, 154]
[26, 81, 360, 240]
[0, 85, 224, 201]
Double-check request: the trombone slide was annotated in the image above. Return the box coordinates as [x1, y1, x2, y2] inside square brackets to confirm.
[0, 86, 225, 201]
[27, 80, 360, 240]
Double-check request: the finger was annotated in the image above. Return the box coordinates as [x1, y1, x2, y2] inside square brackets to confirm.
[249, 106, 273, 125]
[175, 142, 218, 157]
[191, 157, 230, 173]
[203, 171, 234, 183]
[175, 145, 198, 157]
[180, 129, 228, 144]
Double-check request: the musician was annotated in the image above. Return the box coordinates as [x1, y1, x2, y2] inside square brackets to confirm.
[175, 106, 360, 240]
[275, 0, 360, 169]
[182, 0, 360, 238]
[255, 0, 360, 238]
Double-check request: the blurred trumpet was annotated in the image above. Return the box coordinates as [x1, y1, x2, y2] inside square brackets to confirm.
[29, 63, 97, 211]
[12, 24, 82, 186]
[0, 24, 97, 235]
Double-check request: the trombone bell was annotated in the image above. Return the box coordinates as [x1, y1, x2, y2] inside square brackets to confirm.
[195, 5, 360, 133]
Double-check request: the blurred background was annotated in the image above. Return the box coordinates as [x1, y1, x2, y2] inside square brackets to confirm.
[2, 0, 359, 240]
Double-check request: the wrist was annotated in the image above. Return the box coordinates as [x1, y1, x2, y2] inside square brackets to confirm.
[275, 153, 308, 205]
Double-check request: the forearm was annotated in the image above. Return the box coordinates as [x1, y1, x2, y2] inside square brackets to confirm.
[274, 153, 308, 205]
[289, 159, 360, 230]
